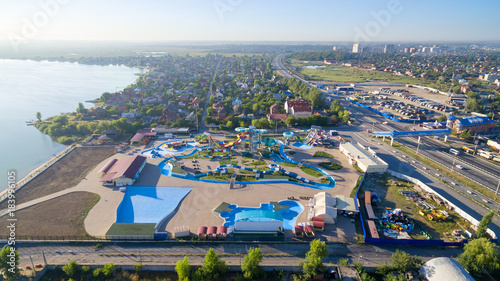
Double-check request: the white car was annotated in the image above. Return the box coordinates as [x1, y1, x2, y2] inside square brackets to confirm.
[456, 165, 463, 170]
[382, 121, 388, 125]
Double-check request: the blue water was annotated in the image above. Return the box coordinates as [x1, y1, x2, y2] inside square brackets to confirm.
[292, 142, 313, 149]
[0, 59, 142, 191]
[116, 186, 193, 224]
[141, 141, 199, 158]
[220, 200, 304, 230]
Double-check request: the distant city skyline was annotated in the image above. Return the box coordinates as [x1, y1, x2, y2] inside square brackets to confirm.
[1, 0, 499, 43]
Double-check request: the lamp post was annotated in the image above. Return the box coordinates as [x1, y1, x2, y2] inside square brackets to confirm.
[416, 136, 421, 154]
[495, 180, 500, 196]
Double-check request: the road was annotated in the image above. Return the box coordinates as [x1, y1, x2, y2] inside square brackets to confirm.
[18, 242, 462, 269]
[199, 56, 222, 132]
[272, 54, 500, 236]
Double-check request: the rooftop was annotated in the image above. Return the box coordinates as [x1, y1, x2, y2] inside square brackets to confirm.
[340, 142, 386, 169]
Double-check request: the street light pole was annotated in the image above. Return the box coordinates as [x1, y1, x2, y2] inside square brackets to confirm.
[495, 180, 500, 196]
[416, 136, 421, 154]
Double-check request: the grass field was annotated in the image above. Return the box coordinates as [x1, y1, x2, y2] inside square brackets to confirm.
[313, 151, 333, 158]
[291, 59, 421, 84]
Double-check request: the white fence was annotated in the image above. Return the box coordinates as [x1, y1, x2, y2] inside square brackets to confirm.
[388, 170, 497, 239]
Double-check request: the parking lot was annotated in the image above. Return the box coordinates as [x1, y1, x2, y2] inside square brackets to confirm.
[352, 85, 464, 120]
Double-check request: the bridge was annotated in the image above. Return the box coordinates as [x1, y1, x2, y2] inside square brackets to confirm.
[372, 129, 451, 145]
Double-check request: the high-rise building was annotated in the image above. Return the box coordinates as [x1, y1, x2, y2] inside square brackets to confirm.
[352, 43, 360, 53]
[404, 47, 409, 53]
[333, 46, 337, 51]
[383, 44, 395, 53]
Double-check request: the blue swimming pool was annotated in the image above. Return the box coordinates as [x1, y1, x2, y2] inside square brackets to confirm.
[116, 186, 193, 224]
[219, 200, 304, 230]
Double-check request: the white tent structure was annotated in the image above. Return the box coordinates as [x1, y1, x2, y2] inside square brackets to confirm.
[419, 258, 475, 281]
[313, 205, 337, 224]
[314, 192, 336, 207]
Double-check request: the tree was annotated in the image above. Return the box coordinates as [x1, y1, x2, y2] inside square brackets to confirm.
[226, 120, 235, 130]
[389, 249, 422, 273]
[102, 263, 115, 277]
[437, 115, 447, 122]
[134, 262, 143, 272]
[36, 112, 42, 122]
[459, 238, 500, 276]
[459, 129, 472, 140]
[300, 239, 327, 280]
[175, 256, 191, 281]
[241, 248, 263, 280]
[76, 102, 87, 115]
[0, 246, 20, 280]
[201, 248, 228, 281]
[476, 211, 494, 238]
[100, 92, 112, 103]
[62, 261, 79, 277]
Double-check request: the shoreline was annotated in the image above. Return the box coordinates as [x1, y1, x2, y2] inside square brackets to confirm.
[0, 144, 76, 203]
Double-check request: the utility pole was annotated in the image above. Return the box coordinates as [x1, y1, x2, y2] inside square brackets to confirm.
[371, 121, 374, 132]
[416, 136, 421, 154]
[451, 154, 457, 172]
[495, 180, 500, 196]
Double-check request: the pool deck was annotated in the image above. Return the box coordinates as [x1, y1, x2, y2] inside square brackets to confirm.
[1, 137, 360, 240]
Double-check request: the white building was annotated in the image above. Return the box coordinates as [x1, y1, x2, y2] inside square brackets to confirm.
[339, 142, 388, 173]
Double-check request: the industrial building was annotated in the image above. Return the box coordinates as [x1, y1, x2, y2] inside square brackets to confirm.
[339, 142, 389, 173]
[99, 155, 147, 186]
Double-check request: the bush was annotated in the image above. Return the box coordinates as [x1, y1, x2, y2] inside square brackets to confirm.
[62, 261, 79, 277]
[313, 151, 333, 158]
[318, 162, 342, 170]
[175, 256, 191, 281]
[337, 258, 349, 266]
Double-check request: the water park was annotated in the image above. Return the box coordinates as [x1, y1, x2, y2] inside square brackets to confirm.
[94, 126, 360, 241]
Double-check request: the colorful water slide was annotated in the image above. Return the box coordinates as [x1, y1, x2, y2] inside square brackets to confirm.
[195, 134, 208, 143]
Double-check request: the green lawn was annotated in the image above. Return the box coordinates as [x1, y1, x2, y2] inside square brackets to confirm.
[105, 223, 156, 236]
[166, 161, 187, 175]
[300, 166, 324, 178]
[280, 162, 298, 168]
[219, 160, 238, 165]
[318, 162, 342, 170]
[313, 151, 333, 158]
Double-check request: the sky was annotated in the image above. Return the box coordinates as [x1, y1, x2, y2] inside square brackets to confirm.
[0, 0, 499, 43]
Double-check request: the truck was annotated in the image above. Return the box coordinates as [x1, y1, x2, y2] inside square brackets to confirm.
[461, 146, 475, 154]
[479, 150, 493, 160]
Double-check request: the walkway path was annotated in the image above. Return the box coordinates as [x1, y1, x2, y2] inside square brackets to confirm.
[199, 56, 222, 132]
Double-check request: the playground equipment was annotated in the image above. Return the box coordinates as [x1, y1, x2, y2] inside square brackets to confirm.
[380, 208, 414, 233]
[419, 209, 450, 221]
[283, 131, 294, 145]
[203, 131, 250, 150]
[195, 134, 208, 143]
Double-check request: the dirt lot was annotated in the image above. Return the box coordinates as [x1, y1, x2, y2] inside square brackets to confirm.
[0, 146, 114, 208]
[0, 191, 99, 237]
[360, 174, 474, 241]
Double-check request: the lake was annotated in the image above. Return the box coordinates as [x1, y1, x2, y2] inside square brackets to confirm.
[0, 59, 142, 191]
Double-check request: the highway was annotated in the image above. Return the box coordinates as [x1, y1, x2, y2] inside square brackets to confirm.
[273, 53, 499, 192]
[272, 53, 500, 236]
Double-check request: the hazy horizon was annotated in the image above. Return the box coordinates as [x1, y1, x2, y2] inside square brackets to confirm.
[1, 0, 499, 45]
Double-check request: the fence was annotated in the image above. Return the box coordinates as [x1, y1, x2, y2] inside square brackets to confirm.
[354, 173, 367, 238]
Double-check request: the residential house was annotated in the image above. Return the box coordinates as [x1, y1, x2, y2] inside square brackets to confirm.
[270, 104, 280, 114]
[232, 98, 242, 107]
[285, 99, 313, 118]
[212, 102, 225, 111]
[191, 97, 201, 108]
[273, 93, 282, 101]
[163, 102, 180, 123]
[91, 107, 107, 118]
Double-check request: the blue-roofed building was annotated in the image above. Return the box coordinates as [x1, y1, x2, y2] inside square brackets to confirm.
[447, 115, 497, 133]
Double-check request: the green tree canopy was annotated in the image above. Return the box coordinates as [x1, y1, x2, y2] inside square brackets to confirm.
[175, 256, 191, 281]
[201, 248, 228, 281]
[241, 247, 263, 280]
[300, 239, 328, 280]
[459, 238, 500, 276]
[0, 246, 20, 280]
[389, 249, 422, 273]
[62, 261, 79, 277]
[476, 211, 494, 238]
[36, 112, 42, 122]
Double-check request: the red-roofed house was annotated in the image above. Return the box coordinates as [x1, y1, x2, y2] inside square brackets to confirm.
[100, 155, 147, 186]
[270, 104, 279, 114]
[285, 99, 313, 118]
[191, 97, 201, 108]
